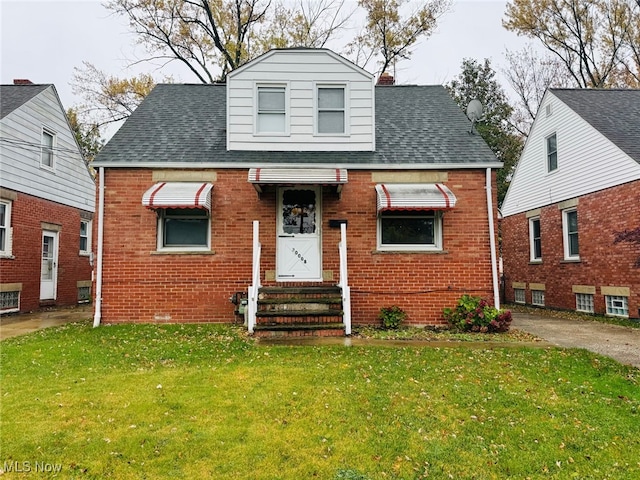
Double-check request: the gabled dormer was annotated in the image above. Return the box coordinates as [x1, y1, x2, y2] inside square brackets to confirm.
[226, 49, 375, 152]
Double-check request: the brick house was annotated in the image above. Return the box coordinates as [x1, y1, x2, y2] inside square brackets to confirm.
[92, 49, 502, 335]
[0, 81, 96, 313]
[501, 89, 640, 320]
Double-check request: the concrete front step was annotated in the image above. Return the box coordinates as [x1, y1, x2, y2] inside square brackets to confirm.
[253, 322, 345, 338]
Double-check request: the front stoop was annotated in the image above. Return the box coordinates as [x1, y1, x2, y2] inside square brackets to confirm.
[254, 286, 346, 337]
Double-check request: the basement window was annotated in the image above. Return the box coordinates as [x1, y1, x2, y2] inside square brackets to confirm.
[514, 289, 526, 304]
[531, 290, 545, 306]
[575, 293, 594, 313]
[605, 295, 628, 317]
[0, 290, 20, 313]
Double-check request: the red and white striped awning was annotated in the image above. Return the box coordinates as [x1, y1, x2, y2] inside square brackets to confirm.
[142, 182, 213, 210]
[376, 183, 457, 211]
[248, 168, 348, 185]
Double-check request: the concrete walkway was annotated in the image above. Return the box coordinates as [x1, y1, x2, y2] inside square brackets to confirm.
[511, 312, 640, 369]
[1, 306, 639, 369]
[0, 304, 92, 341]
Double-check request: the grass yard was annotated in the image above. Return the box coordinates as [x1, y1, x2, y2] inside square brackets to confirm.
[1, 322, 639, 479]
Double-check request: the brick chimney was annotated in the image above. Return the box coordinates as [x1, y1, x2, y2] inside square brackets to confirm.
[377, 72, 395, 85]
[13, 79, 34, 85]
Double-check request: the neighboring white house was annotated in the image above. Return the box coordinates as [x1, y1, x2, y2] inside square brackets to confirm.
[0, 80, 96, 313]
[501, 88, 640, 318]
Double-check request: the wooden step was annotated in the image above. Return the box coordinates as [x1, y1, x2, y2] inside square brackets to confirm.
[253, 322, 345, 338]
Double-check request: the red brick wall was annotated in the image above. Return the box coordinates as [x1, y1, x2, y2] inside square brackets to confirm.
[0, 190, 93, 313]
[502, 180, 640, 319]
[98, 168, 499, 325]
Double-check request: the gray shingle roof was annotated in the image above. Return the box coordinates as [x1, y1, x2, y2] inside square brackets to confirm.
[0, 84, 50, 119]
[551, 88, 640, 164]
[95, 83, 499, 167]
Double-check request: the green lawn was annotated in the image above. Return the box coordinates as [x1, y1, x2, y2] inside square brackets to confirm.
[1, 322, 639, 479]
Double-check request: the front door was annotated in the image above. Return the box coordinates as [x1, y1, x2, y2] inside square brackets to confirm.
[40, 231, 59, 301]
[277, 187, 321, 281]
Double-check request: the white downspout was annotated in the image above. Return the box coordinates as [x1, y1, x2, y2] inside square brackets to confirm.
[93, 167, 105, 327]
[486, 168, 500, 309]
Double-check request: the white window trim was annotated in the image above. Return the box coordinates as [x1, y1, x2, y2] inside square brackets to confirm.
[41, 127, 56, 170]
[377, 210, 443, 252]
[80, 220, 92, 256]
[605, 295, 629, 318]
[254, 83, 289, 136]
[562, 208, 579, 261]
[546, 132, 557, 173]
[0, 199, 13, 258]
[156, 209, 211, 252]
[528, 216, 542, 262]
[314, 82, 349, 136]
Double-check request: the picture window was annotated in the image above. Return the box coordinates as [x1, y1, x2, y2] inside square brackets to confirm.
[378, 210, 442, 251]
[158, 208, 210, 250]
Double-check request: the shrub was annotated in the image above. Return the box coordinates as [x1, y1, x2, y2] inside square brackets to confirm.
[443, 295, 512, 333]
[378, 305, 407, 329]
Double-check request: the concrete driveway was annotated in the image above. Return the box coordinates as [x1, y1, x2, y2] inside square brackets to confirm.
[0, 304, 92, 341]
[512, 312, 640, 369]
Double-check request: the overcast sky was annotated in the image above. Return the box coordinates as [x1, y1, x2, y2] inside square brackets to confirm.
[1, 0, 535, 114]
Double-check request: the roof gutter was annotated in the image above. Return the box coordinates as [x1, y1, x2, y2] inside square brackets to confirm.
[92, 161, 504, 170]
[486, 167, 500, 309]
[93, 166, 105, 327]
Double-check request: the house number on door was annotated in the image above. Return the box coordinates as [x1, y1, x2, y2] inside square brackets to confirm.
[291, 247, 308, 264]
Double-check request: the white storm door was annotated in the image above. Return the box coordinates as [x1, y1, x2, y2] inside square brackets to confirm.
[40, 231, 59, 300]
[277, 187, 321, 281]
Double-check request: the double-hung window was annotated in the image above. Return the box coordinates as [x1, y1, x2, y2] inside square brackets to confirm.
[0, 200, 11, 257]
[529, 217, 541, 261]
[41, 128, 55, 169]
[80, 220, 91, 255]
[562, 209, 579, 260]
[158, 208, 210, 250]
[317, 86, 345, 134]
[546, 133, 557, 172]
[257, 86, 286, 134]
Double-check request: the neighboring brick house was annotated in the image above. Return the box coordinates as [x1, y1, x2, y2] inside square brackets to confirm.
[92, 49, 502, 335]
[501, 89, 640, 320]
[0, 81, 96, 313]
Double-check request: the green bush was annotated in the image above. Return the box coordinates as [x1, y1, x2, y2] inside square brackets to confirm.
[378, 305, 407, 329]
[443, 295, 512, 333]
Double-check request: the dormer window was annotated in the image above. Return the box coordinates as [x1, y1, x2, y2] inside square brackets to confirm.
[257, 86, 286, 134]
[317, 86, 345, 134]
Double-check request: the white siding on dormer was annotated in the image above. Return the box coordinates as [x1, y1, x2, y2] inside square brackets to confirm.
[227, 50, 375, 151]
[501, 91, 640, 217]
[0, 86, 95, 211]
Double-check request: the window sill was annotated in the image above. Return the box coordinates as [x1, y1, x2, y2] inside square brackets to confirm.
[529, 260, 542, 265]
[151, 250, 216, 255]
[0, 254, 15, 260]
[79, 251, 91, 257]
[561, 258, 580, 263]
[372, 249, 448, 255]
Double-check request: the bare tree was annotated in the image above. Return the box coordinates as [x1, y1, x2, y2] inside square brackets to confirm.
[347, 0, 450, 76]
[504, 0, 640, 88]
[503, 45, 573, 136]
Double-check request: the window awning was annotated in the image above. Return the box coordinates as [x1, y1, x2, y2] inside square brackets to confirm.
[375, 183, 457, 211]
[142, 182, 213, 210]
[248, 168, 347, 191]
